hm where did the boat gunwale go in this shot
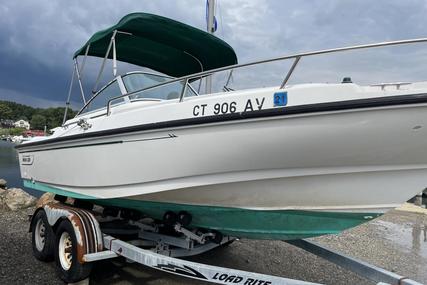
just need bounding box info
[16,92,427,151]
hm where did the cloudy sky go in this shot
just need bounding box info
[1,0,427,109]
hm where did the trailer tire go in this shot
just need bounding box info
[31,209,55,261]
[54,220,93,283]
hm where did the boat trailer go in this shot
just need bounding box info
[30,201,424,285]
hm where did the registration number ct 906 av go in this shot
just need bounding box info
[192,97,265,117]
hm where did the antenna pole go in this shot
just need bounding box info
[205,0,215,94]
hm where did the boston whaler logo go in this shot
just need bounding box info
[21,155,34,165]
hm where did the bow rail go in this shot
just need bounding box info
[97,37,427,115]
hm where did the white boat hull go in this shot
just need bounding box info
[19,103,427,212]
[17,82,427,239]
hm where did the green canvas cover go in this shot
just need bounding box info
[74,13,238,77]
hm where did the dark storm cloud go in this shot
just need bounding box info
[0,0,205,107]
[1,0,427,107]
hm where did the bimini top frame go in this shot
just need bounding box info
[98,37,427,116]
[63,12,239,123]
[73,13,238,78]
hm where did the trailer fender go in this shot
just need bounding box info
[33,202,103,264]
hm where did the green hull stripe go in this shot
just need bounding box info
[23,180,95,199]
[24,179,382,240]
[95,199,381,239]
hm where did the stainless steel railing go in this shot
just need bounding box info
[104,37,427,115]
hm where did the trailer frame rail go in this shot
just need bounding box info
[81,234,424,285]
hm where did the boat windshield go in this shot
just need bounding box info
[122,72,197,101]
[80,79,125,114]
[78,73,198,116]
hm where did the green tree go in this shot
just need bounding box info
[9,128,25,136]
[0,128,25,136]
[0,103,13,119]
[0,100,77,128]
[30,114,46,130]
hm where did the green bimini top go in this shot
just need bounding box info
[73,13,238,77]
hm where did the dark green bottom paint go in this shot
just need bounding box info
[24,180,381,240]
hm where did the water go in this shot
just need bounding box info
[374,218,427,259]
[0,140,42,197]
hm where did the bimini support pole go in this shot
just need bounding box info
[92,30,118,94]
[74,59,86,105]
[205,0,216,94]
[62,66,76,125]
[112,35,117,76]
[78,44,91,78]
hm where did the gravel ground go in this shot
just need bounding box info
[0,206,426,285]
[0,207,60,285]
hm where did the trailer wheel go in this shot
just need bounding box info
[54,220,92,283]
[31,210,55,261]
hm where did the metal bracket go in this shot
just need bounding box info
[173,223,215,244]
[370,82,412,90]
[77,118,92,130]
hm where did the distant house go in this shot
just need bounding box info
[0,119,14,128]
[14,119,30,130]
